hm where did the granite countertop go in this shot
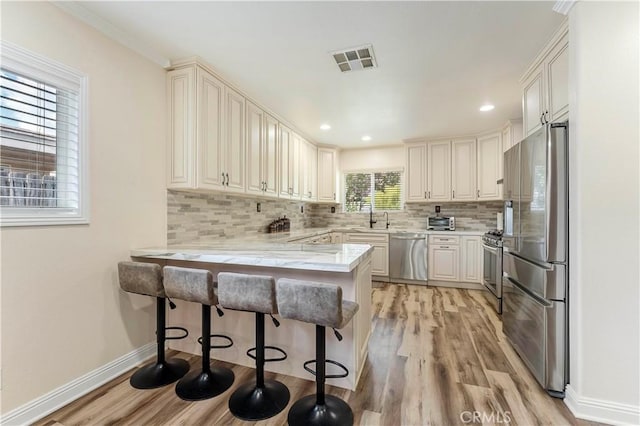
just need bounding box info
[131,242,374,273]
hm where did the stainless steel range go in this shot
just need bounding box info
[481,229,503,313]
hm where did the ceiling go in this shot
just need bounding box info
[57,1,565,149]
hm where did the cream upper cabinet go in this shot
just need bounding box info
[405,143,427,202]
[461,236,483,283]
[502,119,523,153]
[263,113,279,197]
[300,139,317,201]
[167,64,245,193]
[451,138,477,201]
[521,24,568,137]
[317,147,338,202]
[278,127,301,199]
[427,141,451,201]
[278,124,293,198]
[477,131,502,200]
[246,101,278,197]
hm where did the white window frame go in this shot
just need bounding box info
[0,41,89,227]
[342,167,404,213]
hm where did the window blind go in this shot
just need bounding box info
[0,68,80,209]
[344,171,402,212]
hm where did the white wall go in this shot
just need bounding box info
[339,145,405,172]
[0,2,166,413]
[567,2,640,423]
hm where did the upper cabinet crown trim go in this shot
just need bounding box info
[520,19,569,83]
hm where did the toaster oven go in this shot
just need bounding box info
[427,216,455,231]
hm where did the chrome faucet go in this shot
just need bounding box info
[383,212,390,229]
[369,209,377,228]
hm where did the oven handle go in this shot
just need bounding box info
[482,243,499,254]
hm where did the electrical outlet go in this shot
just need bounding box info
[256,202,261,213]
[331,206,336,213]
[435,205,441,213]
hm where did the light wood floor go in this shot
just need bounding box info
[36,284,599,426]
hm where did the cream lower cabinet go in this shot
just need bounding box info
[167,64,245,193]
[460,236,483,282]
[344,233,389,277]
[428,234,482,283]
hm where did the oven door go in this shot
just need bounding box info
[482,243,502,297]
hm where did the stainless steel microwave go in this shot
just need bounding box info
[427,216,455,231]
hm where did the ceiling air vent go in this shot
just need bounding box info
[331,44,377,73]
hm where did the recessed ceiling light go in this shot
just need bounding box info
[480,104,495,112]
[320,124,331,131]
[361,135,372,141]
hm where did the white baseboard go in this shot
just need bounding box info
[565,384,640,425]
[1,343,156,426]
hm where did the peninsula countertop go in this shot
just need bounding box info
[131,242,374,273]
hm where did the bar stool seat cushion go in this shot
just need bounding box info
[218,272,277,314]
[276,278,359,329]
[163,266,217,306]
[118,261,165,298]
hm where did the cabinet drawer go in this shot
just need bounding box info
[344,233,389,244]
[428,235,460,245]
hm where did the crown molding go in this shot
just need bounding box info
[52,2,170,68]
[553,0,576,15]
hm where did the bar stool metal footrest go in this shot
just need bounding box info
[246,345,287,363]
[163,326,189,340]
[303,359,349,379]
[197,334,233,349]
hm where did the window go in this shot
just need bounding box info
[1,42,88,226]
[344,170,402,212]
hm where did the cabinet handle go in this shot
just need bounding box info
[333,193,336,200]
[225,173,229,186]
[428,191,431,198]
[477,189,480,198]
[452,190,455,199]
[544,110,549,123]
[424,191,427,199]
[441,246,450,249]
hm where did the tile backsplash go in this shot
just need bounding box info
[168,190,503,245]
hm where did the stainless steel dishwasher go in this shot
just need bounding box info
[389,233,428,284]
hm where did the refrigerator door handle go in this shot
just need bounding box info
[504,274,552,307]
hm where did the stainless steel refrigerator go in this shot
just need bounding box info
[502,121,568,398]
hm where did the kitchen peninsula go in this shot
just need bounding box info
[131,242,373,391]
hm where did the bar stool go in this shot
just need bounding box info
[163,266,235,401]
[218,272,290,420]
[117,261,190,389]
[276,278,359,426]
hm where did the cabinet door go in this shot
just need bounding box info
[406,143,427,201]
[477,132,503,200]
[278,125,292,198]
[224,87,245,192]
[317,148,337,202]
[461,236,482,282]
[263,113,279,197]
[502,125,512,153]
[308,142,317,201]
[300,139,316,201]
[290,133,301,199]
[427,141,451,201]
[167,67,196,188]
[523,67,544,137]
[428,245,459,281]
[245,101,264,195]
[451,139,476,201]
[196,68,225,189]
[371,243,389,276]
[547,36,569,123]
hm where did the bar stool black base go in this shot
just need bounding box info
[175,365,234,401]
[287,394,354,426]
[228,379,290,420]
[130,358,190,390]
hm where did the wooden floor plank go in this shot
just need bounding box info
[34,284,599,426]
